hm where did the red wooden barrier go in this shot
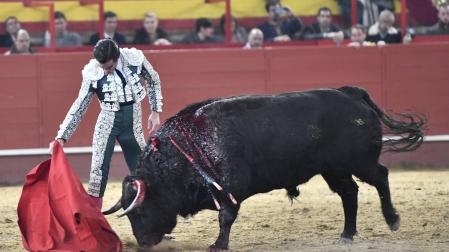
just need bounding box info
[1,44,449,149]
[1,44,449,183]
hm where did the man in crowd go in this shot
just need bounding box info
[89,11,127,45]
[258,0,303,42]
[44,11,82,47]
[243,28,264,49]
[366,9,403,44]
[425,4,449,35]
[0,16,21,48]
[133,11,171,45]
[182,18,219,44]
[4,29,35,55]
[302,7,345,45]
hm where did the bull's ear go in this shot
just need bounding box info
[150,137,161,151]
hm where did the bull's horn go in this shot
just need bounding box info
[102,197,123,215]
[118,180,146,217]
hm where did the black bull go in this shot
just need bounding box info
[104,86,425,251]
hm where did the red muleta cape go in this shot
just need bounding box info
[17,142,122,252]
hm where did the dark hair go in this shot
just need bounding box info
[4,16,18,24]
[195,18,213,33]
[317,7,332,16]
[351,24,366,34]
[104,11,117,20]
[54,11,66,20]
[265,0,280,12]
[219,14,237,34]
[93,38,120,64]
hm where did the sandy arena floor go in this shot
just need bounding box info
[1,169,449,252]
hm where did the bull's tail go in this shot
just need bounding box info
[338,86,426,152]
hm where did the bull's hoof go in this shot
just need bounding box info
[337,237,353,246]
[208,244,228,252]
[388,215,400,231]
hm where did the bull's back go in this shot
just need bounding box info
[202,89,381,195]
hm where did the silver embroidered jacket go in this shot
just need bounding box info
[56,48,163,141]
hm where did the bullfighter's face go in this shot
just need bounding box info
[100,59,118,75]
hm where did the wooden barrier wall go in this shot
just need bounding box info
[0,44,449,183]
[1,44,448,149]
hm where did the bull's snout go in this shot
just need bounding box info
[136,234,164,248]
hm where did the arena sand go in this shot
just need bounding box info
[1,170,448,251]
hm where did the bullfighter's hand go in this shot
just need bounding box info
[148,111,161,135]
[48,138,65,155]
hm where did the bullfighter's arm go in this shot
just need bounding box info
[141,57,163,113]
[56,79,94,141]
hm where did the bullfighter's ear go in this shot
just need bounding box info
[150,137,161,151]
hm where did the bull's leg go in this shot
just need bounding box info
[322,173,359,244]
[208,204,240,252]
[368,164,400,231]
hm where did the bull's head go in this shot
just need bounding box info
[103,175,177,248]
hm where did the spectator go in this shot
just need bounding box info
[366,10,403,44]
[347,24,376,47]
[133,12,171,45]
[258,0,303,42]
[425,4,449,35]
[44,11,82,47]
[0,16,21,48]
[89,11,127,45]
[182,18,219,44]
[243,28,264,49]
[217,14,248,43]
[4,29,35,55]
[302,7,345,45]
[338,0,395,28]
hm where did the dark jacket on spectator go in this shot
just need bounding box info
[88,32,127,45]
[182,33,220,44]
[216,26,248,44]
[5,45,35,55]
[133,27,168,44]
[425,22,449,35]
[0,33,14,48]
[258,18,302,41]
[366,33,402,43]
[302,23,342,40]
[366,23,402,44]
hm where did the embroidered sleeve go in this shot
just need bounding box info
[141,57,163,112]
[56,79,94,141]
